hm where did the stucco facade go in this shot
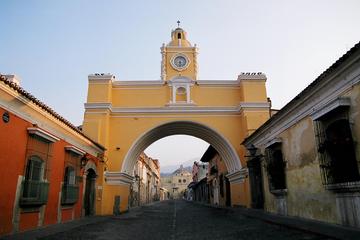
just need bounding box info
[161,165,192,199]
[83,26,271,214]
[243,41,360,227]
[130,153,160,206]
[190,146,231,206]
[0,75,104,236]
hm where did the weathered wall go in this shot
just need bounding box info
[261,81,360,225]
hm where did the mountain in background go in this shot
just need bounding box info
[160,157,199,174]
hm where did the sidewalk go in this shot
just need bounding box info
[196,201,360,240]
[0,202,162,240]
[0,216,110,240]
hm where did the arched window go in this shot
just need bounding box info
[177,87,186,95]
[177,33,181,39]
[183,179,186,183]
[176,87,187,102]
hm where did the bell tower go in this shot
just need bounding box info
[161,21,198,81]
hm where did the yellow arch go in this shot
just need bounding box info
[121,120,242,176]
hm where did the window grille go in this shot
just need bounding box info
[265,144,286,192]
[314,112,360,185]
[20,156,49,206]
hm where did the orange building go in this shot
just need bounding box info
[0,75,105,236]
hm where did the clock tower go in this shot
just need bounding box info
[161,23,198,81]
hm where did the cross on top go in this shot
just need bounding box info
[177,20,180,27]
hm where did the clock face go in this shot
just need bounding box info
[174,56,187,68]
[171,54,190,71]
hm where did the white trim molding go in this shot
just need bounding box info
[84,103,112,111]
[84,102,270,115]
[311,97,351,120]
[264,137,283,148]
[226,168,248,183]
[113,80,165,87]
[240,102,271,109]
[104,171,133,186]
[197,80,240,86]
[65,145,86,156]
[27,127,60,143]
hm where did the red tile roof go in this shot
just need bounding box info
[0,74,105,151]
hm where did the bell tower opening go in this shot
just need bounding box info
[160,22,198,81]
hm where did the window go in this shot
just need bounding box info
[183,179,186,183]
[178,179,181,183]
[177,32,181,39]
[177,87,186,95]
[62,149,82,205]
[20,131,54,207]
[64,166,76,185]
[314,107,359,185]
[265,143,286,192]
[62,166,79,205]
[20,156,49,206]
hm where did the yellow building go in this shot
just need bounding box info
[161,165,193,199]
[83,25,270,214]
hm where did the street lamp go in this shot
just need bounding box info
[247,144,258,157]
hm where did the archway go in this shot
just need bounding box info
[84,168,96,216]
[119,121,242,182]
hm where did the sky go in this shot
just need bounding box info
[1,0,360,168]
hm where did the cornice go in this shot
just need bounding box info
[65,145,86,156]
[243,54,360,147]
[88,74,115,81]
[104,171,133,185]
[197,80,241,86]
[226,168,248,183]
[311,97,350,120]
[240,102,270,109]
[113,80,165,87]
[27,127,60,143]
[84,102,112,110]
[108,78,265,87]
[84,102,270,115]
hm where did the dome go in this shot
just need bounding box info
[168,27,192,47]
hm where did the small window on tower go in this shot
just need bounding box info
[177,33,181,39]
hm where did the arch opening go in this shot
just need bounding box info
[120,121,242,181]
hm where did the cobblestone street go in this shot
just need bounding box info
[30,200,334,240]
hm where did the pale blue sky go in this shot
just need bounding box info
[1,1,360,167]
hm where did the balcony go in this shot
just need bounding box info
[20,180,49,206]
[61,184,79,205]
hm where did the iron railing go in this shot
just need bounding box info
[20,180,49,206]
[61,184,79,205]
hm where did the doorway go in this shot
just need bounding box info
[248,157,264,209]
[84,168,96,216]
